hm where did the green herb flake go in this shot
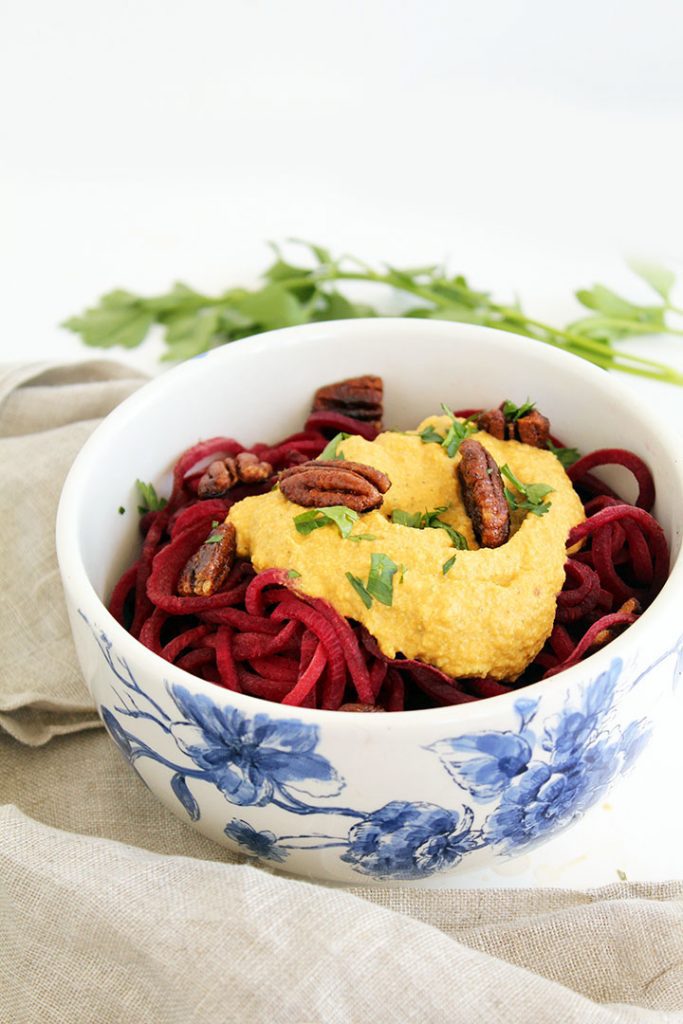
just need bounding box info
[367,553,399,607]
[442,554,457,575]
[546,439,581,469]
[347,534,377,542]
[438,403,479,458]
[318,432,351,461]
[345,571,373,609]
[135,479,168,516]
[502,398,536,421]
[616,868,628,882]
[392,506,469,550]
[294,505,359,539]
[501,464,553,517]
[287,569,301,579]
[117,506,125,515]
[418,425,445,446]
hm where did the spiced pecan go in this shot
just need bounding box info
[457,440,510,548]
[279,459,391,511]
[516,410,550,448]
[177,522,236,596]
[339,703,386,713]
[198,458,238,498]
[476,404,550,449]
[312,375,383,429]
[235,452,273,483]
[198,453,273,498]
[476,407,505,440]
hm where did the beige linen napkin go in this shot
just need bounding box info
[0,360,146,744]
[2,360,683,1023]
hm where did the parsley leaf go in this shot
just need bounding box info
[345,572,373,609]
[287,569,301,579]
[117,506,125,515]
[294,505,359,539]
[546,439,581,469]
[502,398,535,421]
[367,553,399,606]
[418,425,445,446]
[442,554,457,575]
[206,521,224,543]
[346,553,400,608]
[439,404,479,457]
[63,241,683,387]
[391,506,469,550]
[347,534,377,542]
[500,464,553,517]
[135,479,168,515]
[318,432,351,461]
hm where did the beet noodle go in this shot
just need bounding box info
[109,411,669,710]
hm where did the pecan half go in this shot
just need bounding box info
[312,375,383,429]
[177,522,236,596]
[457,440,510,548]
[279,459,391,511]
[339,703,386,713]
[477,404,550,449]
[516,410,550,448]
[235,452,273,483]
[198,454,273,498]
[476,407,505,440]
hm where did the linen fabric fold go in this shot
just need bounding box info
[0,360,146,744]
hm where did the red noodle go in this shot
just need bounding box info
[108,409,669,710]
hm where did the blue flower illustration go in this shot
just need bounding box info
[427,731,532,801]
[432,658,652,853]
[169,685,344,807]
[341,801,480,879]
[224,819,289,863]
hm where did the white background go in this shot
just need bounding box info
[2,0,683,885]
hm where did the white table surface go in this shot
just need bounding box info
[3,0,683,886]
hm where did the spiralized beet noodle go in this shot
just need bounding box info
[109,409,669,711]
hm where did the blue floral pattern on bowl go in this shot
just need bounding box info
[82,611,679,880]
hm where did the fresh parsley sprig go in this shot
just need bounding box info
[346,552,400,609]
[391,505,469,549]
[318,432,350,461]
[63,243,683,387]
[135,479,168,515]
[546,440,581,469]
[500,465,553,517]
[419,405,478,458]
[294,506,359,539]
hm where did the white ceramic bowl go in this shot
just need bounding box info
[56,320,683,885]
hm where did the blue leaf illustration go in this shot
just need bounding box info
[170,773,200,821]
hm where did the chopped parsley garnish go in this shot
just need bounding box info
[135,479,168,515]
[287,569,301,579]
[117,506,125,515]
[418,404,478,458]
[294,505,358,539]
[391,505,469,550]
[346,553,400,608]
[442,554,457,575]
[318,432,351,461]
[546,439,581,469]
[347,534,377,542]
[502,398,536,421]
[345,572,373,609]
[205,519,224,543]
[366,553,399,606]
[500,464,553,517]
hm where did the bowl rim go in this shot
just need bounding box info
[56,317,683,728]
